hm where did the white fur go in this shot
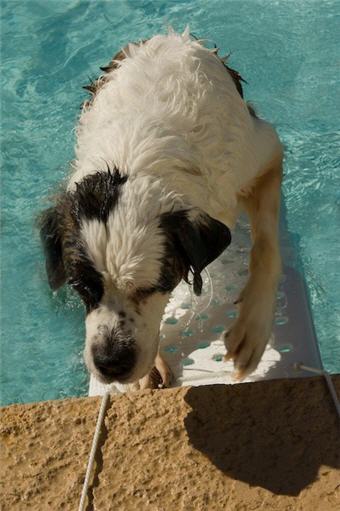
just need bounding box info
[69,29,281,228]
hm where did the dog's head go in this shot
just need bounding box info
[40,170,231,383]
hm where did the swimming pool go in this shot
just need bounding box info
[1,0,339,406]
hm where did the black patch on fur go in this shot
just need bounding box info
[222,62,246,98]
[73,169,127,223]
[130,217,191,301]
[39,200,104,310]
[39,169,127,309]
[39,207,66,290]
[67,248,104,313]
[160,210,232,296]
[156,229,188,294]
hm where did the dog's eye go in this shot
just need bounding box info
[66,254,104,311]
[69,279,100,312]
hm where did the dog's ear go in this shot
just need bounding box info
[161,209,231,295]
[39,207,66,290]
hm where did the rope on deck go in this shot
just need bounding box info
[78,391,110,511]
[294,363,340,419]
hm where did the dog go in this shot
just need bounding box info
[40,28,283,389]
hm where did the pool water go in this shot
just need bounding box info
[1,0,339,406]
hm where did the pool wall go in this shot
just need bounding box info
[2,376,340,510]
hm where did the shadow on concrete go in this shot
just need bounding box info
[184,377,340,496]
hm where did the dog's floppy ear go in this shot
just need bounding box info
[39,207,66,290]
[161,209,231,295]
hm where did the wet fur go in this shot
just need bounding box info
[40,29,282,384]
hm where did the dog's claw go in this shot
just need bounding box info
[155,353,173,388]
[233,290,244,305]
[139,353,173,390]
[223,309,271,379]
[232,368,247,381]
[224,352,234,362]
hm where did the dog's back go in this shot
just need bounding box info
[71,29,281,227]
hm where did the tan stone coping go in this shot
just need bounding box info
[1,376,340,510]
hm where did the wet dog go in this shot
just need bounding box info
[40,29,282,388]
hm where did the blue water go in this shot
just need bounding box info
[1,0,339,406]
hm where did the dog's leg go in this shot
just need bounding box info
[139,352,173,390]
[224,154,283,379]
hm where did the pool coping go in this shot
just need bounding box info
[1,374,340,510]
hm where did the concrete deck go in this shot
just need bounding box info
[1,376,340,510]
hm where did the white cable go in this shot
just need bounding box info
[184,279,196,329]
[78,391,110,511]
[199,268,214,314]
[294,363,340,419]
[183,268,214,332]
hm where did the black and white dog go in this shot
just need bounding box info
[40,29,283,388]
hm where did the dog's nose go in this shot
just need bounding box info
[92,342,136,380]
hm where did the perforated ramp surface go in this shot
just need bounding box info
[89,216,322,396]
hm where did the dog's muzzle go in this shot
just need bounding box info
[91,338,137,382]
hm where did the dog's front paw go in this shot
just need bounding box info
[223,313,272,380]
[139,353,173,390]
